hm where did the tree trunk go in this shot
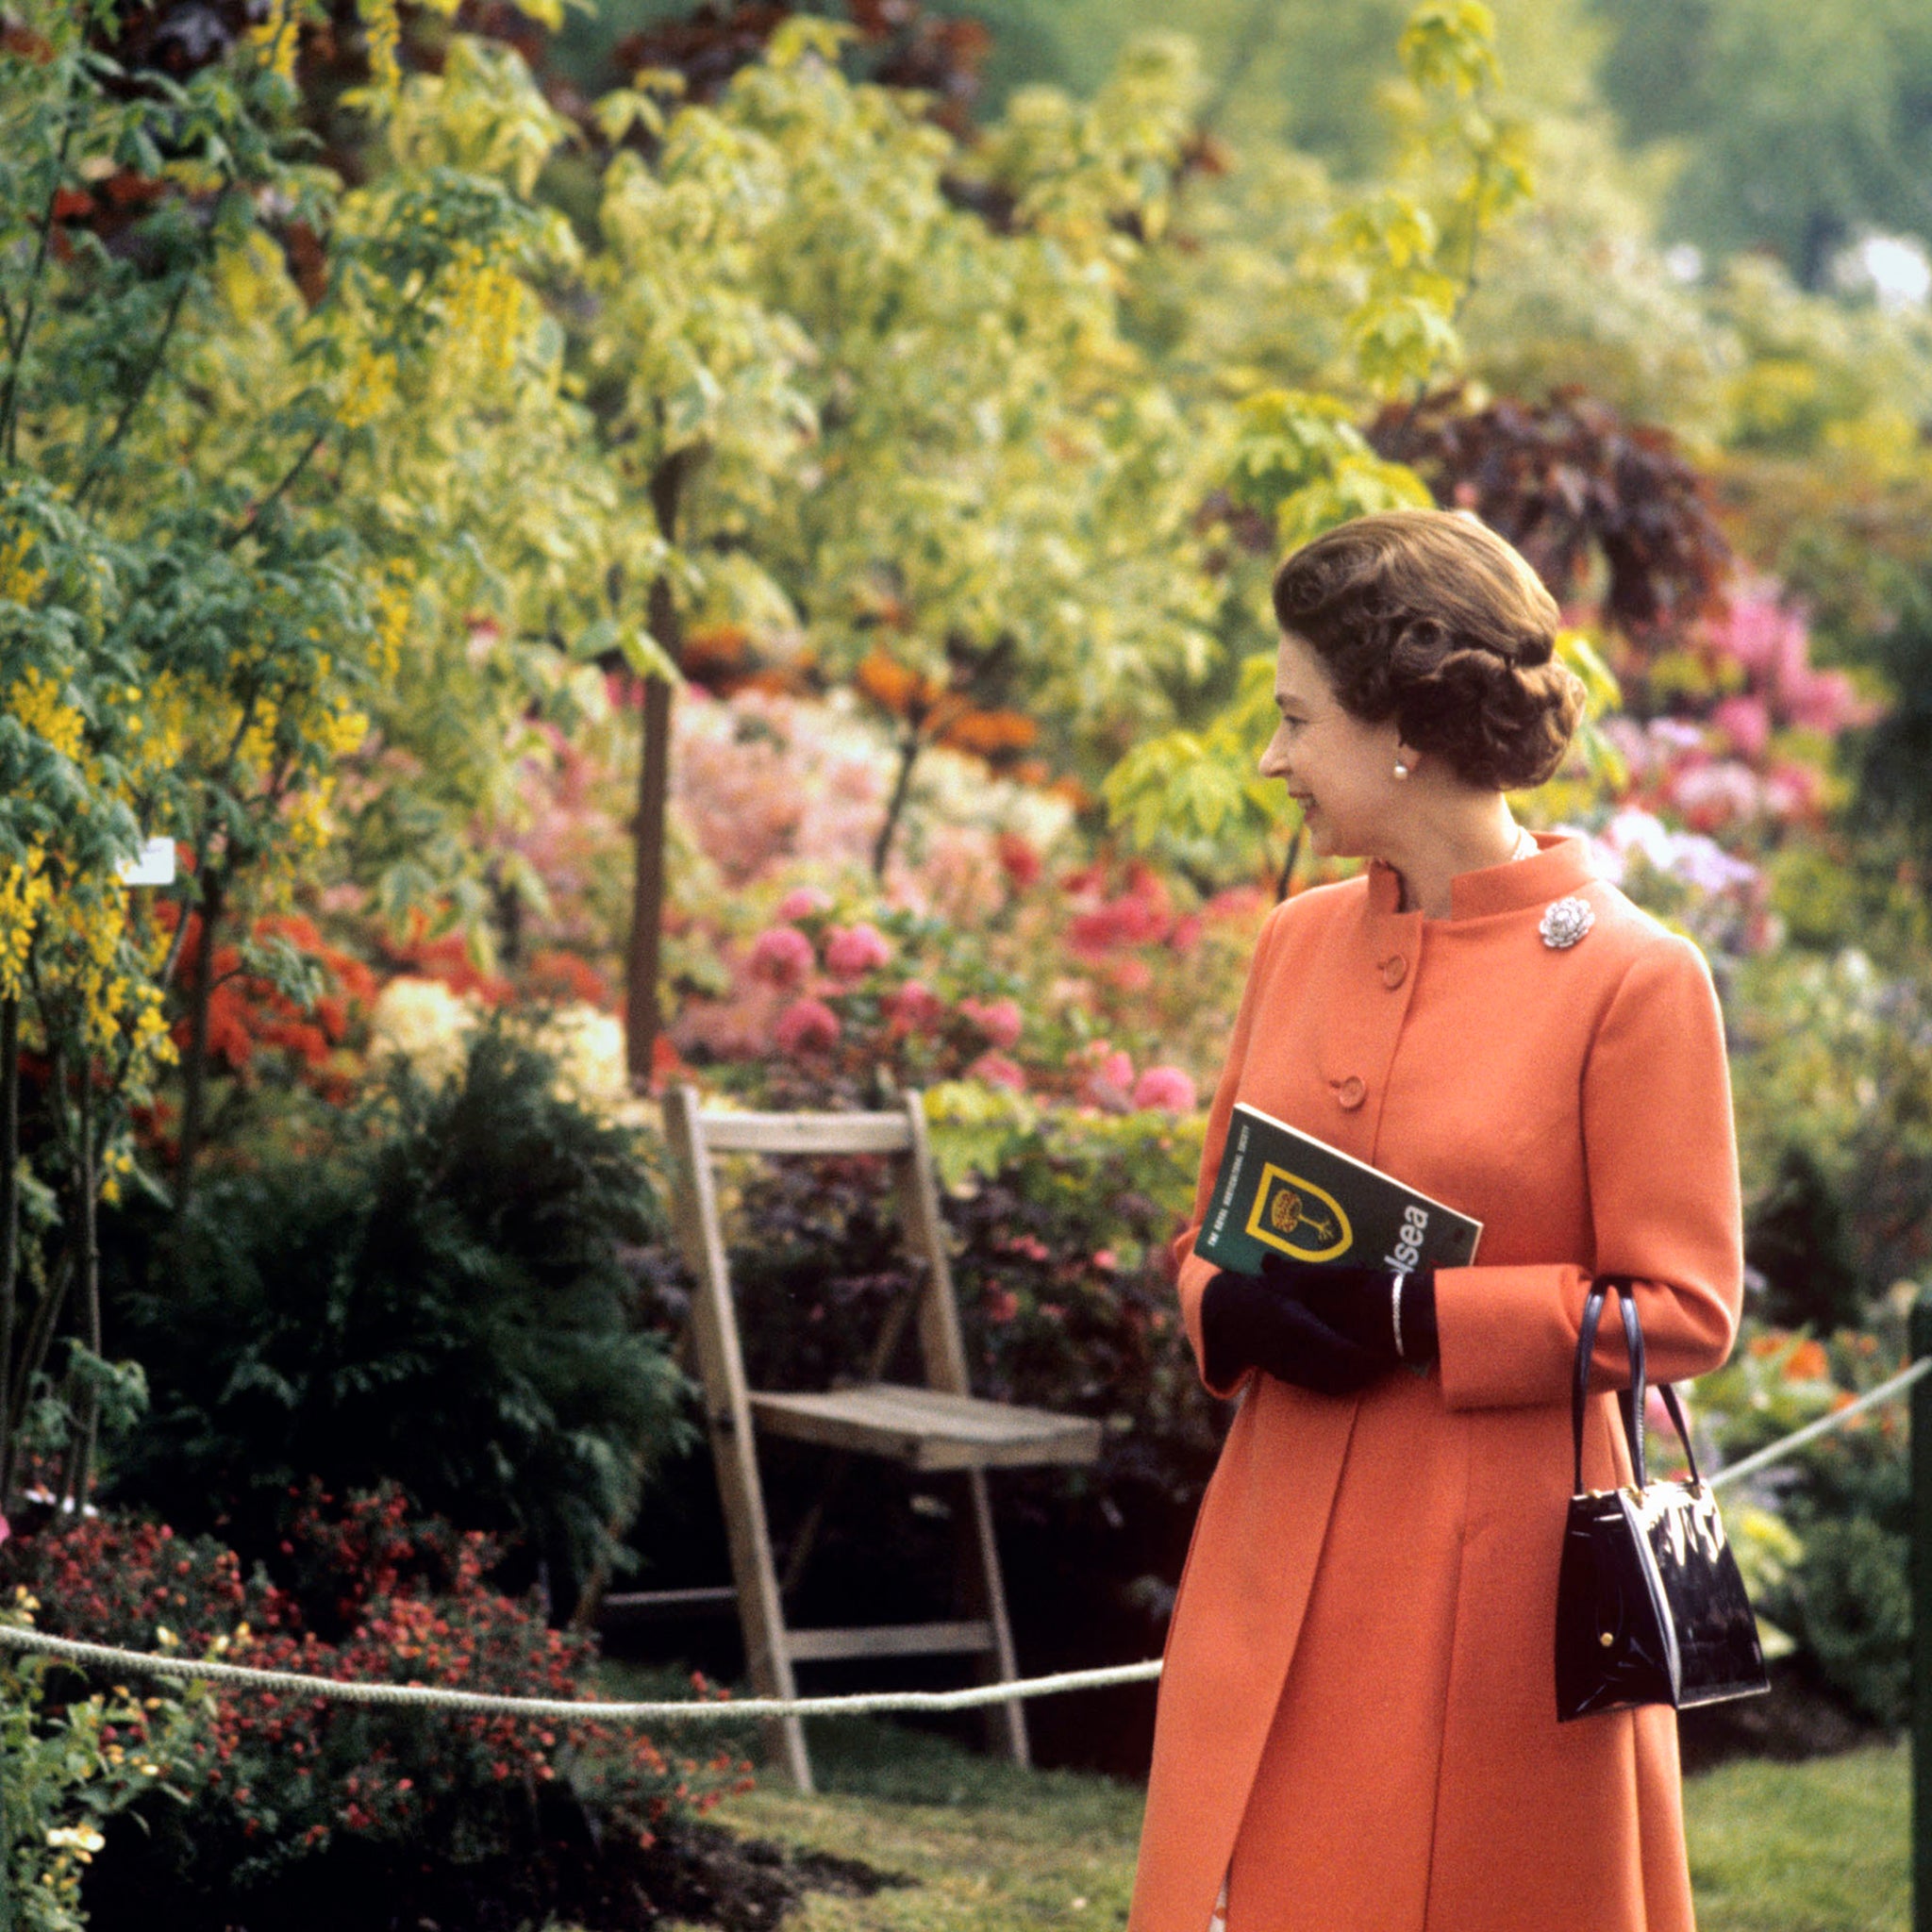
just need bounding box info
[625,659,675,1091]
[173,867,225,1217]
[624,446,700,1091]
[1274,824,1304,902]
[873,725,924,880]
[0,996,18,1503]
[58,1078,100,1511]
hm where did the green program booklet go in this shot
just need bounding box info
[1197,1102,1483,1276]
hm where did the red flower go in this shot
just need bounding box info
[996,832,1041,891]
[774,998,841,1054]
[885,978,943,1034]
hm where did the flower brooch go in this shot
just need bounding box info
[1540,896,1594,949]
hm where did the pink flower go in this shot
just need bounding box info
[749,924,815,989]
[886,979,943,1032]
[996,832,1041,891]
[774,998,841,1054]
[959,996,1023,1048]
[824,922,892,981]
[776,886,832,922]
[1132,1065,1197,1112]
[984,1285,1020,1324]
[1080,1048,1136,1111]
[1711,693,1770,762]
[968,1050,1027,1091]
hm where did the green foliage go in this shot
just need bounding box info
[1698,1324,1915,1726]
[1790,1515,1911,1726]
[1746,1145,1863,1333]
[0,1598,206,1931]
[1098,0,1550,874]
[106,1019,689,1592]
[1727,946,1932,1297]
[1592,0,1932,286]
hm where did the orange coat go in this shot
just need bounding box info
[1128,835,1742,1932]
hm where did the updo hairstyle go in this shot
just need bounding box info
[1270,508,1585,791]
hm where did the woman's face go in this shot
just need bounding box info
[1257,628,1407,859]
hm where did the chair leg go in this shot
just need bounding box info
[706,1412,813,1790]
[956,1467,1029,1767]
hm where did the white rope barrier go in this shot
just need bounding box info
[3,1356,1923,1724]
[0,1624,1163,1718]
[1707,1355,1932,1491]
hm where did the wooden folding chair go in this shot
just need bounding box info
[653,1083,1102,1792]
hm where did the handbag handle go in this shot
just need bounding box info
[1571,1275,1703,1496]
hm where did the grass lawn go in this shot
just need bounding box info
[636,1706,1909,1932]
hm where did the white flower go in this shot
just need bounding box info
[369,976,479,1089]
[525,1003,637,1123]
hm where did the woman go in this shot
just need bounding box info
[1127,508,1742,1932]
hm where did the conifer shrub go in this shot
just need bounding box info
[104,1019,689,1603]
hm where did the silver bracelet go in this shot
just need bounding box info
[1391,1272,1407,1360]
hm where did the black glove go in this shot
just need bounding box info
[1200,1257,1438,1398]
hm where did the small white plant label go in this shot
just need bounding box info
[114,837,176,887]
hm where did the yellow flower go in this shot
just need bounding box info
[339,346,398,428]
[8,665,86,761]
[320,705,370,758]
[358,0,401,92]
[0,529,46,606]
[248,0,298,82]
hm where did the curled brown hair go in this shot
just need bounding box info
[1271,508,1585,791]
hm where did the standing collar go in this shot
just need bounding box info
[1366,830,1595,922]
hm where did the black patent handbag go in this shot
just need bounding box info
[1554,1277,1770,1723]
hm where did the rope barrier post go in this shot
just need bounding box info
[1912,1287,1932,1932]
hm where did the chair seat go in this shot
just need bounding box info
[748,1382,1102,1471]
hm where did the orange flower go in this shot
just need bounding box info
[1782,1339,1829,1382]
[938,708,1040,757]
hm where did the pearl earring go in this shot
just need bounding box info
[1393,761,1410,779]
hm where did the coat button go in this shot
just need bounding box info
[1334,1075,1367,1111]
[1379,954,1407,989]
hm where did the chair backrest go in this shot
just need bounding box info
[661,1085,970,1399]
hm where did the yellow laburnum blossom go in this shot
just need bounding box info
[442,243,525,383]
[319,704,370,758]
[339,346,398,428]
[248,0,298,83]
[372,577,412,679]
[281,784,332,855]
[0,529,46,606]
[9,665,86,761]
[358,0,401,92]
[232,696,281,776]
[0,846,52,1000]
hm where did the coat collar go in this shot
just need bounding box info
[1366,830,1595,923]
